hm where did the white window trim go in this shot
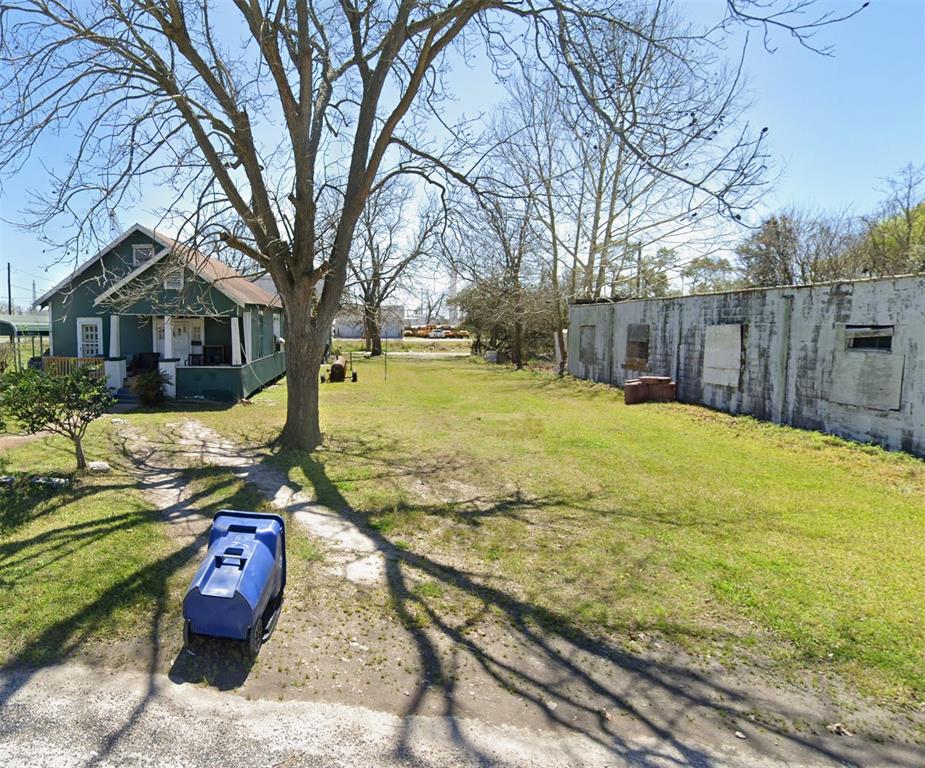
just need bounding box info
[163,268,185,291]
[76,317,104,358]
[132,244,156,266]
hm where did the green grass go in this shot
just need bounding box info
[0,425,175,665]
[2,356,922,709]
[195,357,925,707]
[330,337,471,354]
[0,418,318,667]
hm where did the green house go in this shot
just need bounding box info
[34,224,286,402]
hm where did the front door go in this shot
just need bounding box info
[172,319,191,364]
[154,317,202,364]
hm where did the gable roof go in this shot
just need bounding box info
[34,223,162,308]
[35,223,281,310]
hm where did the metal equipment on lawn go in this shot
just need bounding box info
[321,353,358,383]
[182,510,286,655]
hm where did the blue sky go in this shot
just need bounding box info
[0,0,922,309]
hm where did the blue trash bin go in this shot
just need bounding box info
[182,510,286,654]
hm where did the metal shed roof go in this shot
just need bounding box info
[0,313,50,335]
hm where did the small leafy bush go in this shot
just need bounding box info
[130,368,172,405]
[0,365,115,470]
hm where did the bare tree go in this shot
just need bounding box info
[443,175,542,368]
[422,290,446,326]
[858,163,925,275]
[735,208,860,287]
[349,178,438,355]
[0,0,866,447]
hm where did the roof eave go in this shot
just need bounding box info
[33,223,167,308]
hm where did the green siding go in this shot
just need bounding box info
[241,351,287,397]
[204,316,233,347]
[244,307,282,362]
[176,350,286,402]
[176,366,244,402]
[49,230,156,357]
[116,266,239,317]
[120,315,153,360]
[44,226,287,401]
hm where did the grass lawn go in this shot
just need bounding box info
[0,420,279,668]
[195,356,925,708]
[330,337,471,354]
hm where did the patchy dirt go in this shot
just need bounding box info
[113,419,387,584]
[57,418,925,767]
[0,432,46,453]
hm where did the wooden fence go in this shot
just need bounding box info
[42,357,106,378]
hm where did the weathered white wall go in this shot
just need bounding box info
[567,275,925,456]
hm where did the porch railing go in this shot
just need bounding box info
[42,356,106,378]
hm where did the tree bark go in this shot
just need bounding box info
[364,304,383,356]
[74,435,86,470]
[512,311,524,370]
[279,289,327,450]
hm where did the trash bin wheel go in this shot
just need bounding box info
[183,619,193,648]
[248,618,263,655]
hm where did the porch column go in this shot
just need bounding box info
[108,315,120,358]
[243,310,253,363]
[231,315,242,365]
[163,315,174,359]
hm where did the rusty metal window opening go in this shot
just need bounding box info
[846,325,893,352]
[625,323,650,368]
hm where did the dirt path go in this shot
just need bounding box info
[115,418,386,583]
[173,419,387,584]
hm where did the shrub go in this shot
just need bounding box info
[0,365,115,470]
[130,368,172,405]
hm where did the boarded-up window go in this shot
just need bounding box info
[625,323,649,370]
[579,325,597,368]
[703,324,742,388]
[830,325,903,411]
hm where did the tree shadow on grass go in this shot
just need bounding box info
[259,446,919,768]
[0,455,266,767]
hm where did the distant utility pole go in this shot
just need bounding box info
[7,263,11,314]
[31,280,36,309]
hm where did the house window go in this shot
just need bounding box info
[846,325,893,353]
[132,244,155,266]
[191,322,202,344]
[76,317,104,358]
[163,269,184,291]
[625,324,650,369]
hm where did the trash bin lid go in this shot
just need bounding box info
[199,541,258,598]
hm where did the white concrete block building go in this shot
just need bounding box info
[568,275,925,456]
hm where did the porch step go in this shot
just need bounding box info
[115,386,139,404]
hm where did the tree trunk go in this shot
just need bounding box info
[512,315,524,370]
[74,435,87,470]
[364,305,382,356]
[279,291,326,450]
